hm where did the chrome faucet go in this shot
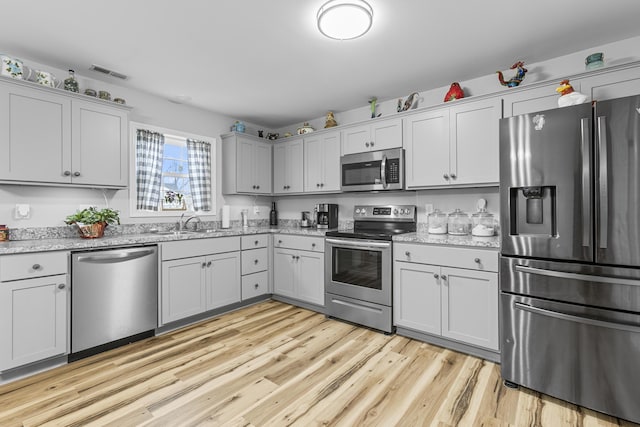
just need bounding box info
[177,213,202,231]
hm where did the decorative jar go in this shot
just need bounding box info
[64,69,79,92]
[471,209,495,236]
[447,209,471,235]
[427,209,447,234]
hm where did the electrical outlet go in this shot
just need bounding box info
[14,204,31,219]
[425,203,434,214]
[254,206,260,214]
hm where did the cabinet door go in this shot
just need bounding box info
[206,252,241,310]
[296,250,324,306]
[236,136,256,193]
[0,82,71,183]
[287,139,304,193]
[304,134,323,192]
[273,143,287,194]
[440,267,499,351]
[403,109,450,188]
[342,124,371,155]
[393,262,441,335]
[577,66,640,101]
[71,100,128,187]
[0,275,68,371]
[321,132,341,191]
[273,248,297,299]
[253,140,272,194]
[502,83,562,118]
[370,117,402,151]
[161,257,207,325]
[450,98,501,186]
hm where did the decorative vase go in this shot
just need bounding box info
[64,69,79,93]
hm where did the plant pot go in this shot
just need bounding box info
[75,222,107,239]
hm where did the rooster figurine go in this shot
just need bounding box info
[496,61,528,88]
[555,79,587,107]
[444,82,464,102]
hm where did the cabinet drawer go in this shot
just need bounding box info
[241,234,269,250]
[273,234,324,253]
[161,236,240,260]
[242,248,268,275]
[242,271,269,300]
[394,243,498,272]
[0,251,68,282]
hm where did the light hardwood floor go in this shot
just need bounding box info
[0,300,638,427]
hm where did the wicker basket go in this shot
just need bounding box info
[75,222,107,239]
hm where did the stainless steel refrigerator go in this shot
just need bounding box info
[499,95,640,424]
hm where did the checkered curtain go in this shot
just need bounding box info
[136,129,165,211]
[186,139,212,211]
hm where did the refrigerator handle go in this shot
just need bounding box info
[597,116,608,249]
[580,118,591,247]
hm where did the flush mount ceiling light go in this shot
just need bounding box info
[317,0,373,40]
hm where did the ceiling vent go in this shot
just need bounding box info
[89,64,128,80]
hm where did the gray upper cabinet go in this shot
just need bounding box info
[222,133,272,194]
[303,130,340,193]
[502,83,562,118]
[273,138,303,194]
[0,78,129,188]
[341,117,402,155]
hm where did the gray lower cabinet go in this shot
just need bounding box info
[0,252,69,372]
[241,234,270,300]
[393,243,499,356]
[160,237,241,326]
[273,234,324,306]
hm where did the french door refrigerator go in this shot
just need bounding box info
[499,94,640,424]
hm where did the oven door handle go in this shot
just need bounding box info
[514,302,640,333]
[326,238,391,250]
[514,264,640,287]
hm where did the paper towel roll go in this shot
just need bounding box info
[221,205,230,228]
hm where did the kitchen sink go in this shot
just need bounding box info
[148,229,218,236]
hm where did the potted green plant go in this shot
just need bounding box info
[65,207,120,238]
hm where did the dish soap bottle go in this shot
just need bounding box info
[64,69,79,92]
[270,202,278,226]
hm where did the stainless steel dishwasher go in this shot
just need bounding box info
[70,245,158,360]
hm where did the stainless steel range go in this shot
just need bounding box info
[325,205,416,333]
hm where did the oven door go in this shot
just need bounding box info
[325,237,392,306]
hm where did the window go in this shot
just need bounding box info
[129,122,216,217]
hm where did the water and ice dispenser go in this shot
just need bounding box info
[508,186,557,236]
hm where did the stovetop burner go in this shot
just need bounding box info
[325,205,417,241]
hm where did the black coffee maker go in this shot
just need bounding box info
[315,204,338,229]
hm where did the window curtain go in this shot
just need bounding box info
[186,139,212,211]
[136,129,165,211]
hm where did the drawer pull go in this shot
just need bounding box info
[254,240,259,245]
[32,264,41,270]
[405,251,410,257]
[450,173,457,179]
[58,283,66,289]
[278,240,283,244]
[311,243,316,248]
[207,261,212,267]
[254,283,259,289]
[254,259,259,264]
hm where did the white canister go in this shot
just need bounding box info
[221,205,230,228]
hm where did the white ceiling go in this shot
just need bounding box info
[3,0,640,128]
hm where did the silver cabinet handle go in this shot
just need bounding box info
[443,174,450,180]
[405,251,410,257]
[320,183,324,187]
[256,185,260,190]
[441,274,447,280]
[291,255,296,260]
[278,240,283,244]
[316,183,320,188]
[581,117,592,247]
[370,141,374,147]
[254,259,259,264]
[73,171,81,177]
[311,243,316,248]
[252,185,256,189]
[283,185,287,190]
[201,262,207,268]
[254,283,259,289]
[32,263,41,270]
[254,240,259,245]
[450,173,457,179]
[63,170,71,176]
[207,261,212,267]
[58,283,66,289]
[597,116,608,249]
[474,258,481,263]
[434,273,439,279]
[365,142,370,147]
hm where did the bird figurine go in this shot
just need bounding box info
[400,92,419,112]
[555,79,588,107]
[369,97,378,118]
[444,82,464,102]
[496,61,528,88]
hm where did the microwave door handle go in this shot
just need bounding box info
[581,117,591,247]
[381,155,387,188]
[597,116,608,249]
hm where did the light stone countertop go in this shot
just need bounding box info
[0,226,330,255]
[393,232,500,249]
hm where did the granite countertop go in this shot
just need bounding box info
[0,226,330,255]
[393,232,500,249]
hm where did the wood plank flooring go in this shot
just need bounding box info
[0,300,638,427]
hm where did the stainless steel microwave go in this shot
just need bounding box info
[340,148,404,192]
